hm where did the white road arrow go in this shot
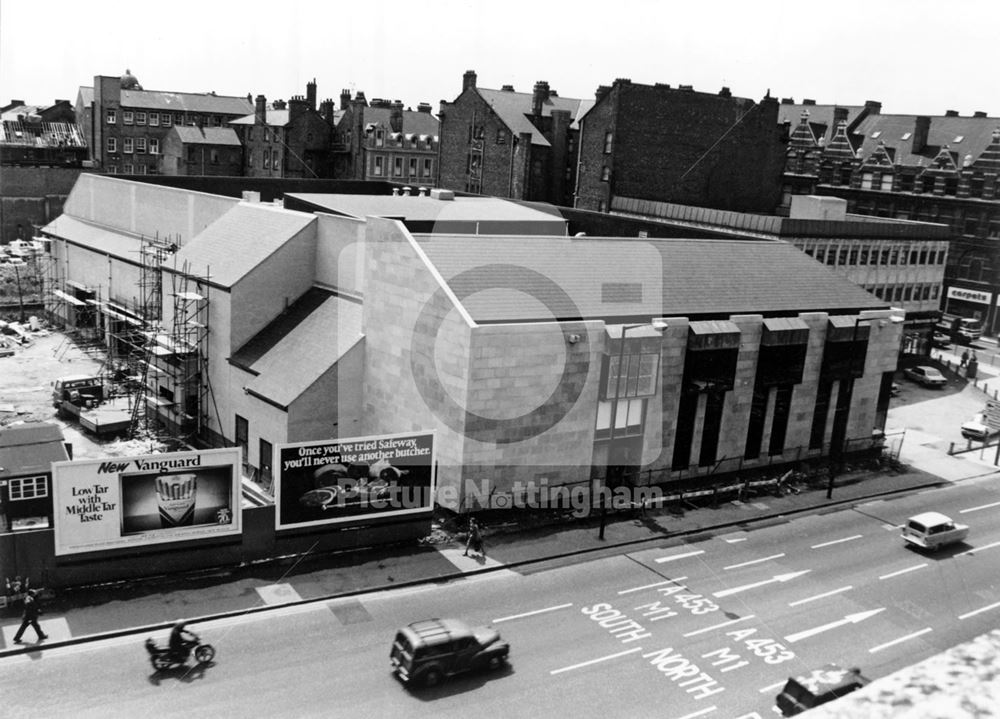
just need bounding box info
[783,608,886,644]
[712,570,811,598]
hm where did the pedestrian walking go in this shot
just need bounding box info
[961,349,969,368]
[12,589,47,643]
[463,518,485,558]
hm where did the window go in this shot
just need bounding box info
[108,165,118,174]
[375,129,384,147]
[393,157,403,176]
[272,150,280,169]
[136,137,147,153]
[496,128,506,144]
[123,163,133,174]
[138,164,147,175]
[262,149,269,168]
[149,112,159,127]
[163,113,172,127]
[604,131,613,153]
[106,109,117,124]
[861,172,873,189]
[123,137,134,153]
[594,399,645,439]
[136,111,146,125]
[423,158,432,176]
[605,353,659,399]
[373,156,384,176]
[211,149,220,164]
[880,174,894,191]
[601,166,610,182]
[921,176,936,193]
[8,475,47,500]
[106,137,117,153]
[123,110,134,125]
[149,138,160,155]
[409,157,417,176]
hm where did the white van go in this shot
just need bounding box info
[902,512,969,551]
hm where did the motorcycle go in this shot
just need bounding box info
[145,634,216,671]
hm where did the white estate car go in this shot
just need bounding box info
[902,512,969,551]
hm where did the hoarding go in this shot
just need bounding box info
[275,431,434,530]
[52,448,241,556]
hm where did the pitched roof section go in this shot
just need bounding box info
[0,423,69,479]
[170,126,242,146]
[286,193,566,223]
[777,103,866,144]
[475,88,593,147]
[170,203,315,288]
[232,289,364,407]
[41,214,145,262]
[852,113,1000,167]
[230,108,291,127]
[119,89,252,115]
[359,106,440,136]
[416,235,884,323]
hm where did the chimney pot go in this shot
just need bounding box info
[973,111,988,118]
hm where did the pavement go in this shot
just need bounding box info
[2,347,1000,658]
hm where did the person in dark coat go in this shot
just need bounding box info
[12,589,47,643]
[463,518,485,557]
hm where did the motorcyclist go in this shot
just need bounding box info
[168,620,198,658]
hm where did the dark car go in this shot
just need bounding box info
[775,665,870,716]
[903,365,947,387]
[390,618,509,687]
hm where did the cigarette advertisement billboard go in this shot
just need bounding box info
[275,431,434,530]
[52,448,241,556]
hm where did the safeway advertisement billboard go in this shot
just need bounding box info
[275,431,434,530]
[52,448,241,556]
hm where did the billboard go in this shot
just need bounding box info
[52,448,241,556]
[275,431,434,530]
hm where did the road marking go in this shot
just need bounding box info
[724,553,785,570]
[618,577,688,595]
[869,627,932,653]
[959,600,1000,620]
[674,707,717,719]
[549,646,642,675]
[784,608,885,643]
[956,539,1000,557]
[788,585,852,607]
[960,500,1000,514]
[683,614,755,637]
[493,603,573,624]
[879,563,927,580]
[713,570,810,598]
[810,534,863,549]
[655,549,706,564]
[759,679,786,693]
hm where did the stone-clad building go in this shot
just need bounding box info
[575,79,786,213]
[40,175,902,512]
[437,70,591,205]
[161,126,243,176]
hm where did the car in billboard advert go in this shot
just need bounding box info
[275,431,435,530]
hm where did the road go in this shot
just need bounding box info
[3,476,1000,719]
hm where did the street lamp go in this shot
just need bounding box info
[600,317,669,538]
[827,311,905,498]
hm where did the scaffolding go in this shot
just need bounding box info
[137,258,218,443]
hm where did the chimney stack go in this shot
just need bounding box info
[390,101,404,133]
[945,110,959,117]
[320,98,335,123]
[255,94,267,124]
[306,79,317,110]
[864,100,882,115]
[595,85,611,103]
[833,106,849,125]
[973,111,988,118]
[340,89,351,110]
[532,80,550,116]
[912,116,930,153]
[462,70,477,93]
[417,102,432,113]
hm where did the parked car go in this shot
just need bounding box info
[903,365,947,387]
[930,331,952,349]
[902,511,969,551]
[775,664,870,716]
[390,618,509,687]
[961,413,998,442]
